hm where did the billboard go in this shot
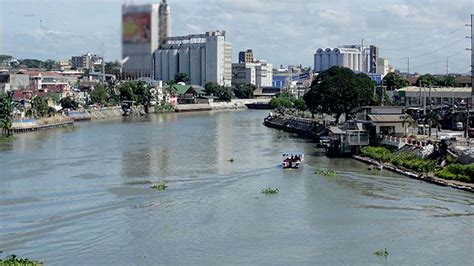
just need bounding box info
[122,13,151,44]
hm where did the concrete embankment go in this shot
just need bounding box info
[353,155,474,193]
[176,98,271,113]
[263,114,326,139]
[13,115,74,133]
[88,107,124,119]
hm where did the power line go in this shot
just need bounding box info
[382,26,466,52]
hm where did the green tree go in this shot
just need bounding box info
[118,81,136,102]
[59,96,79,110]
[293,98,307,115]
[233,84,255,99]
[416,74,438,87]
[90,84,109,105]
[217,87,233,102]
[438,75,457,87]
[304,66,374,123]
[174,73,190,84]
[104,62,121,76]
[132,81,152,112]
[204,81,221,96]
[31,96,51,118]
[0,92,13,137]
[270,92,294,110]
[383,72,409,91]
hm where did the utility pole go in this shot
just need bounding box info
[361,39,365,72]
[446,57,449,76]
[407,57,410,77]
[101,42,105,84]
[465,14,473,138]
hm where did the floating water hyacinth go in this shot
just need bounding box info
[261,188,279,195]
[151,181,168,191]
[374,248,389,257]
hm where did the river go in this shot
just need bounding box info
[0,110,473,265]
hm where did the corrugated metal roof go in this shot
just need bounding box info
[368,114,405,123]
[397,86,471,93]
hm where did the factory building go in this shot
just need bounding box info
[154,31,232,87]
[232,49,273,88]
[121,0,170,78]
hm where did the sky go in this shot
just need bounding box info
[1,0,473,74]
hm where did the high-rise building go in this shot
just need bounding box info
[238,49,254,63]
[122,1,170,78]
[154,31,232,87]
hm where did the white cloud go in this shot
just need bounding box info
[2,0,472,74]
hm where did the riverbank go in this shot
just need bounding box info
[263,114,474,193]
[12,115,74,133]
[353,155,474,193]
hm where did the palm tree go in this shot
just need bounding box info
[401,113,417,137]
[425,111,440,138]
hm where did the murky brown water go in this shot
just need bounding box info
[0,110,473,265]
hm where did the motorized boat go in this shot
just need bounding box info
[282,153,304,169]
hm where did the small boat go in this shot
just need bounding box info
[282,153,304,169]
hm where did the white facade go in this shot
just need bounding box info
[154,31,232,87]
[122,1,171,78]
[314,45,377,73]
[232,61,273,88]
[376,57,393,76]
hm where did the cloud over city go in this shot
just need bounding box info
[1,0,472,74]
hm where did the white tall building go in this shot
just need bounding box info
[154,31,232,87]
[232,61,273,88]
[122,1,170,78]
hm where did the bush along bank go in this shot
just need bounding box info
[357,146,474,192]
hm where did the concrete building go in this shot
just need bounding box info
[314,45,381,74]
[239,49,254,63]
[71,53,102,70]
[397,86,474,106]
[154,31,232,87]
[232,60,273,88]
[122,0,170,78]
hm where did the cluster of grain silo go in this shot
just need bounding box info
[314,46,366,73]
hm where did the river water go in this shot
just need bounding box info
[0,110,473,265]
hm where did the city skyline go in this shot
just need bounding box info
[1,0,473,74]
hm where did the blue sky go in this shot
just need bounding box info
[1,0,473,74]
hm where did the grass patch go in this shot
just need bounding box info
[151,181,168,191]
[436,164,474,183]
[261,188,279,195]
[155,103,175,113]
[360,147,437,173]
[374,248,389,257]
[0,254,43,266]
[315,168,337,177]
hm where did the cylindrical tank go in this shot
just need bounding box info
[168,49,178,81]
[161,50,169,81]
[190,46,201,85]
[179,48,190,75]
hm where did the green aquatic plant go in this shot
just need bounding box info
[261,188,279,195]
[0,254,43,266]
[374,248,389,257]
[315,168,337,177]
[151,181,168,191]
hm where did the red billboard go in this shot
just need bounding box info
[122,13,151,44]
